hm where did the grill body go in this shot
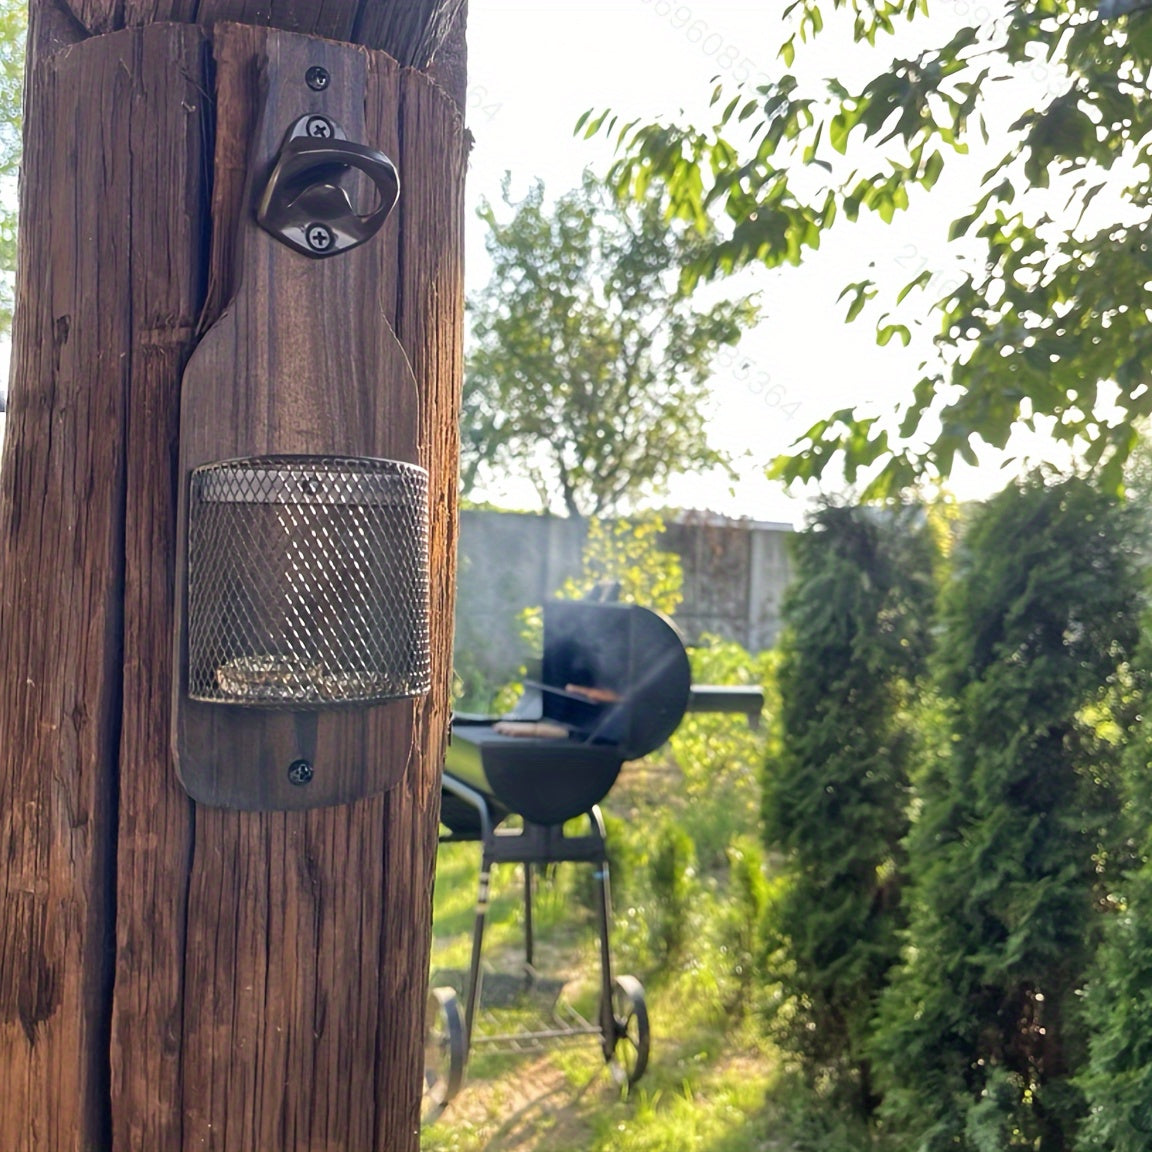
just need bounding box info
[428,596,766,1112]
[442,600,691,833]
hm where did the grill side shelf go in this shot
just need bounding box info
[685,685,765,728]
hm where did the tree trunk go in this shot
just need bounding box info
[0,2,466,1149]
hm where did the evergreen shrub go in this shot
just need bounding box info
[872,475,1144,1151]
[762,502,938,1112]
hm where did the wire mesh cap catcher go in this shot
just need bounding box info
[187,455,431,707]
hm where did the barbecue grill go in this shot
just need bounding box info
[424,591,764,1117]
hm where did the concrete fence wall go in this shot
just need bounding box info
[453,509,793,703]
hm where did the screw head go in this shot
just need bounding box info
[305,223,334,252]
[287,759,314,786]
[305,66,330,91]
[305,115,334,139]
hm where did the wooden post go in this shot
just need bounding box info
[0,2,466,1148]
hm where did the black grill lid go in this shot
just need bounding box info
[538,600,691,761]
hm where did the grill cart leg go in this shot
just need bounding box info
[594,851,616,1061]
[524,861,535,971]
[465,855,493,1047]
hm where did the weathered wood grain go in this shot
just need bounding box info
[426,0,466,111]
[0,25,208,1151]
[353,0,465,66]
[109,26,209,1151]
[27,0,87,66]
[374,55,467,1140]
[181,803,389,1150]
[195,0,362,43]
[53,0,464,66]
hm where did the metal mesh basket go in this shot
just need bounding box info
[187,455,430,707]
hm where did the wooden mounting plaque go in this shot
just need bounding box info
[172,26,422,810]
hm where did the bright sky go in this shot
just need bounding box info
[461,0,1080,525]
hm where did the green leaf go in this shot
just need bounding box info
[839,279,878,322]
[921,149,945,190]
[830,112,851,154]
[877,321,912,347]
[897,270,933,303]
[579,109,613,139]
